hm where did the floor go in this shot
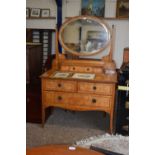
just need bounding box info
[27,108,110,148]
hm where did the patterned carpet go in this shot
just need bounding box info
[75,134,129,155]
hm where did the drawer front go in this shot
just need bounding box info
[93,67,102,73]
[44,91,111,109]
[69,66,93,72]
[61,66,102,73]
[61,66,69,71]
[78,82,113,95]
[43,79,77,92]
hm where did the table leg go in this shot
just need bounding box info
[109,112,114,134]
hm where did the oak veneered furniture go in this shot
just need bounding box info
[41,15,117,133]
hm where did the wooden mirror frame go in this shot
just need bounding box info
[59,15,112,56]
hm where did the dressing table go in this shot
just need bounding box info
[40,16,117,133]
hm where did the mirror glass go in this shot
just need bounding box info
[59,16,111,56]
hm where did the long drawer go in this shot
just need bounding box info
[78,82,113,95]
[44,91,111,109]
[43,79,77,92]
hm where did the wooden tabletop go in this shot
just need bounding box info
[26,145,104,155]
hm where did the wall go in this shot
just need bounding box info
[26,0,129,68]
[62,0,129,68]
[26,0,57,29]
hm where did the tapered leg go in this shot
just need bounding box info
[109,112,114,134]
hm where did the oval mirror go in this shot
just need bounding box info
[59,16,111,56]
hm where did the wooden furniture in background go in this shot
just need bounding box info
[26,43,43,123]
[26,43,43,84]
[26,145,104,155]
[41,16,117,133]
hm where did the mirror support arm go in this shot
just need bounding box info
[109,25,115,61]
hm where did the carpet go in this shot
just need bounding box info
[74,134,129,155]
[27,108,108,147]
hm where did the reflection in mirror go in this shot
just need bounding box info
[59,16,111,56]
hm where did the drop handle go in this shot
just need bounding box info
[58,83,62,87]
[57,96,62,101]
[92,98,96,104]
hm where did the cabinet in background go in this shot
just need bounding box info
[26,44,42,85]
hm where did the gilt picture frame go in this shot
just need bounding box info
[41,9,50,18]
[26,8,30,18]
[81,0,105,17]
[30,8,41,18]
[116,0,129,18]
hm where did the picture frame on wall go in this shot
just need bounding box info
[116,0,129,18]
[81,0,105,17]
[26,8,30,18]
[30,8,41,18]
[41,9,50,18]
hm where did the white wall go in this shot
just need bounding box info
[26,0,57,29]
[26,0,129,68]
[62,0,129,68]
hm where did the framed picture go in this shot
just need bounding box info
[41,9,50,18]
[30,8,41,18]
[52,72,71,78]
[81,0,105,17]
[72,73,95,80]
[85,31,107,51]
[26,8,30,18]
[116,0,129,18]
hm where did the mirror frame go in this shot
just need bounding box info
[59,15,112,56]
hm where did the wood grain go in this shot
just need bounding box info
[27,145,104,155]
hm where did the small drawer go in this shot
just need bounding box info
[69,66,93,73]
[61,66,69,71]
[93,67,103,73]
[78,82,113,95]
[43,79,77,92]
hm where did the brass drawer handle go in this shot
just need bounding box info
[73,67,75,70]
[93,86,96,90]
[92,98,96,103]
[57,96,62,101]
[58,83,62,87]
[87,68,90,71]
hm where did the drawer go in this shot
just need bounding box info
[78,82,113,95]
[77,94,111,108]
[61,66,69,71]
[44,91,111,109]
[43,79,77,92]
[69,66,93,72]
[93,67,102,73]
[61,65,103,73]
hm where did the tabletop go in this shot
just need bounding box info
[26,145,104,155]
